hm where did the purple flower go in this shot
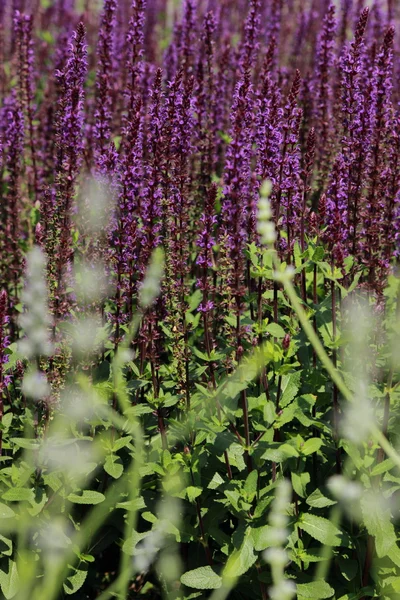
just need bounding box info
[221,73,254,298]
[0,291,11,391]
[48,23,87,317]
[125,0,146,110]
[94,0,117,159]
[311,4,336,186]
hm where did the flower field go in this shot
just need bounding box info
[1,0,400,598]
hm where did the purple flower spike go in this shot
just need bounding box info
[0,291,10,391]
[94,0,117,160]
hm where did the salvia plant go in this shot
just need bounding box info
[1,0,400,598]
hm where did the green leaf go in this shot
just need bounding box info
[0,535,12,557]
[224,528,257,578]
[298,513,343,546]
[63,565,88,595]
[10,438,40,450]
[112,436,132,452]
[67,491,105,505]
[0,560,19,599]
[306,489,336,509]
[291,472,310,498]
[188,289,203,312]
[0,503,16,519]
[2,488,34,503]
[244,470,258,497]
[251,525,273,551]
[297,580,334,599]
[337,556,358,582]
[370,458,395,477]
[387,544,400,569]
[116,497,146,512]
[125,404,153,416]
[301,438,323,456]
[180,567,222,590]
[208,473,224,490]
[186,486,202,503]
[122,531,150,556]
[266,323,286,338]
[361,496,397,557]
[279,372,301,407]
[261,443,299,462]
[104,454,123,479]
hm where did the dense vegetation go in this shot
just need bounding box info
[1,0,400,598]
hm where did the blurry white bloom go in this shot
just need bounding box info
[274,265,295,283]
[341,382,375,444]
[133,529,164,572]
[38,438,100,476]
[67,315,104,356]
[341,296,376,444]
[19,246,53,359]
[22,370,50,401]
[264,547,288,567]
[264,479,295,600]
[79,177,113,234]
[269,580,296,600]
[38,518,73,562]
[257,180,277,246]
[328,476,363,503]
[74,260,111,304]
[61,387,97,422]
[139,247,165,309]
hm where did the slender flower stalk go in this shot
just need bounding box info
[14,10,39,200]
[48,23,87,322]
[94,0,117,161]
[2,93,24,322]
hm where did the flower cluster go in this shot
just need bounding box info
[0,0,399,392]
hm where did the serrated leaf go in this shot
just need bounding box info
[337,589,375,600]
[337,556,358,582]
[387,544,400,569]
[122,530,150,556]
[208,473,224,490]
[306,489,336,509]
[301,438,323,456]
[112,436,132,452]
[261,443,299,462]
[186,486,202,503]
[180,566,222,590]
[2,488,34,503]
[244,470,258,497]
[370,458,395,477]
[297,580,334,599]
[291,471,310,498]
[0,560,19,599]
[10,438,40,450]
[104,454,123,479]
[251,525,273,551]
[224,529,257,578]
[361,496,397,557]
[279,372,301,407]
[67,490,105,505]
[63,565,88,595]
[298,513,343,546]
[125,404,153,416]
[0,503,15,519]
[116,496,146,511]
[266,323,286,338]
[254,494,273,518]
[0,535,12,557]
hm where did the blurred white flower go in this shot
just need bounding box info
[19,246,53,359]
[139,247,165,309]
[22,370,50,401]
